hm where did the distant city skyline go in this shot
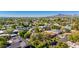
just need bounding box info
[0,11,79,17]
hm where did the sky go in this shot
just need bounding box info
[0,11,79,17]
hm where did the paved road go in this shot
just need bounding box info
[7,36,27,48]
[66,41,79,48]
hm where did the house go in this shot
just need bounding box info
[39,25,48,29]
[7,42,21,48]
[64,25,71,30]
[10,34,17,37]
[7,37,21,48]
[53,23,61,27]
[44,29,62,34]
[4,24,12,28]
[10,37,21,42]
[62,25,71,33]
[0,34,10,37]
[7,40,13,43]
[7,40,27,48]
[13,29,18,34]
[58,35,67,42]
[52,29,62,34]
[0,30,4,34]
[7,36,27,48]
[43,29,62,38]
[16,26,23,30]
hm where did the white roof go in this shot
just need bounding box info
[0,34,9,36]
[7,40,12,43]
[0,30,4,34]
[13,29,18,32]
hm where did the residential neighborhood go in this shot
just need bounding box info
[0,12,79,48]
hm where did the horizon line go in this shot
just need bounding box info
[0,14,78,17]
[0,11,79,17]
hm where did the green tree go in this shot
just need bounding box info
[19,30,27,39]
[0,37,8,48]
[28,33,46,48]
[24,31,31,39]
[54,42,69,48]
[0,25,3,30]
[68,33,79,42]
[6,28,13,34]
[11,25,16,29]
[34,27,40,33]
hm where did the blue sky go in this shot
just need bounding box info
[0,11,79,17]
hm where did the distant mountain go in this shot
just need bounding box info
[54,14,71,17]
[0,14,79,18]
